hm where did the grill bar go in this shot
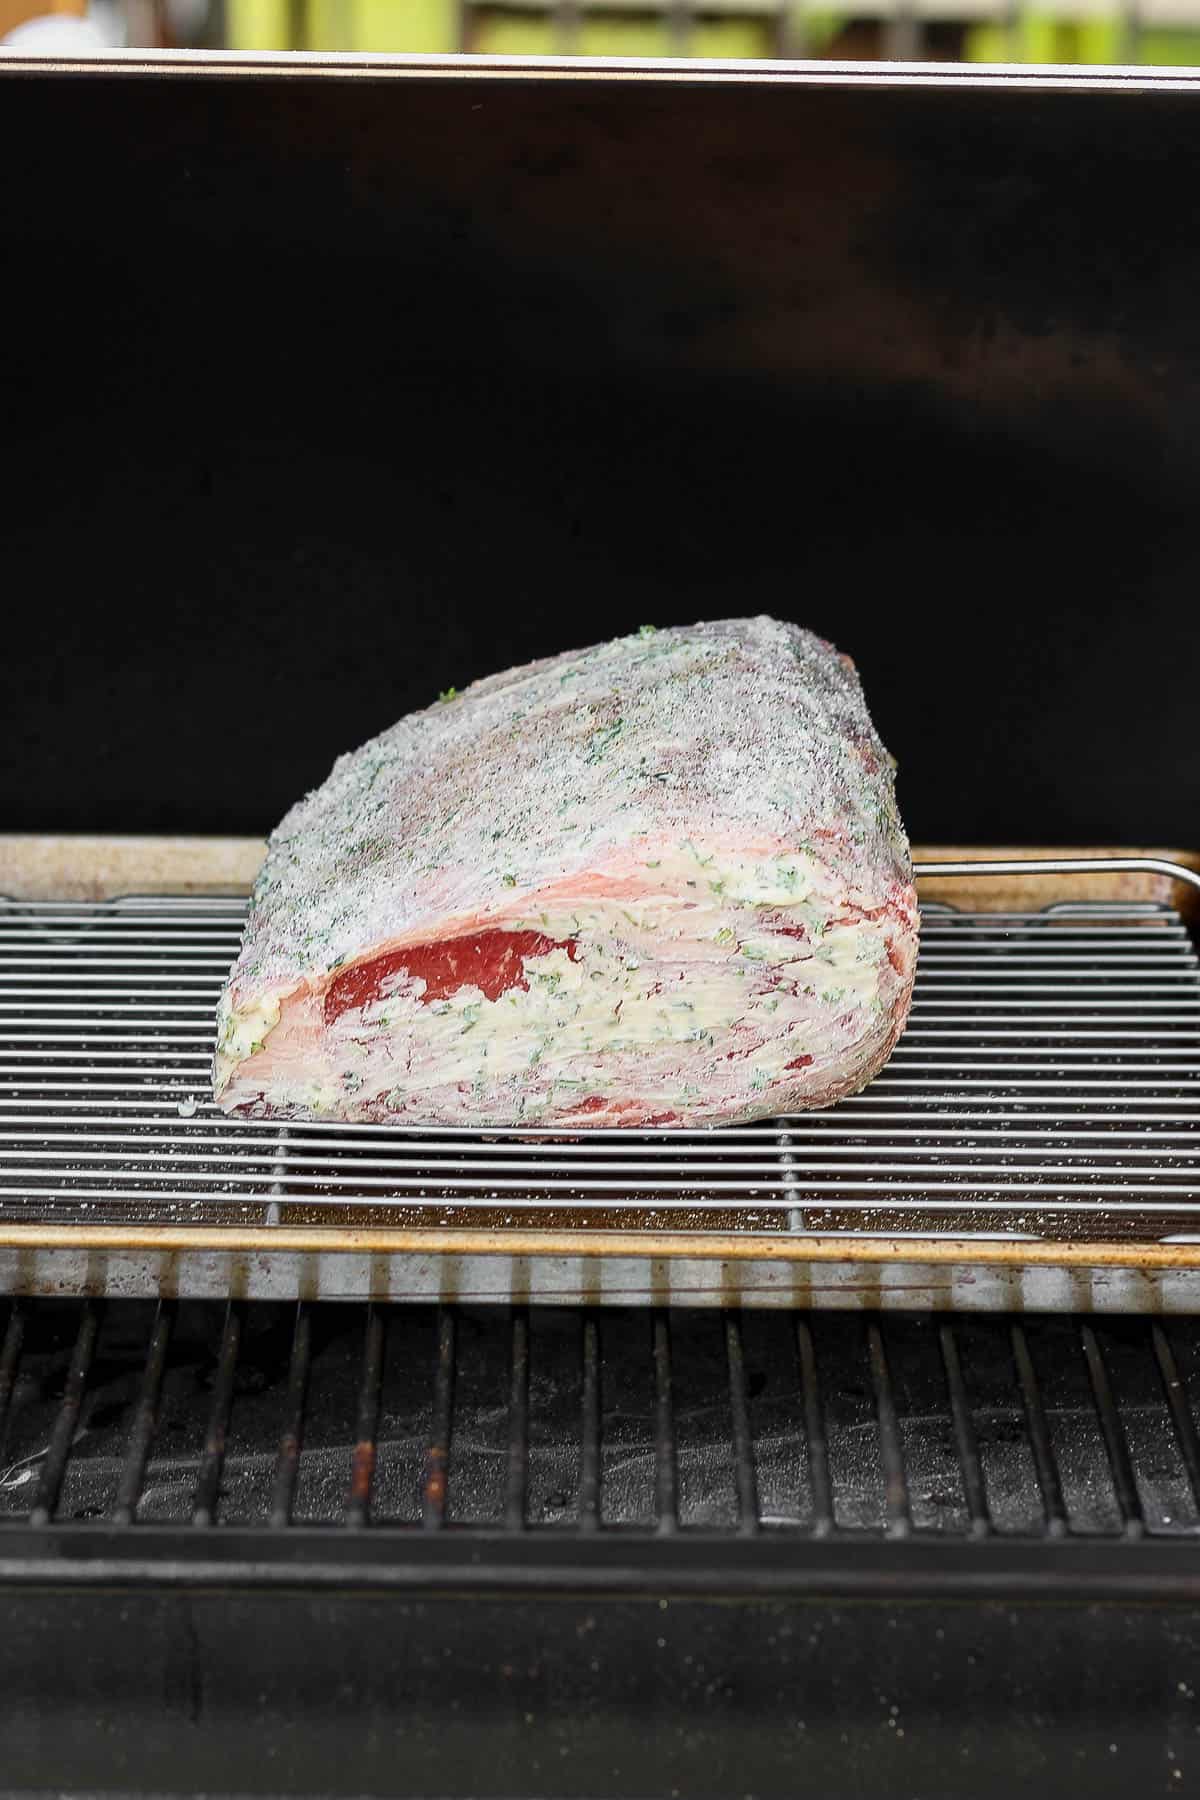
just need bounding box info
[725,1313,759,1534]
[1080,1323,1143,1537]
[346,1305,385,1528]
[2,922,1191,945]
[6,951,1195,973]
[113,1299,175,1525]
[939,1322,990,1537]
[6,1106,1200,1130]
[0,1302,25,1463]
[4,1188,1199,1212]
[505,1308,530,1531]
[7,1065,1200,1085]
[1152,1323,1200,1515]
[867,1322,910,1538]
[0,1144,1197,1175]
[29,1299,100,1526]
[580,1313,601,1531]
[12,1020,1200,1045]
[193,1301,241,1527]
[10,1128,1200,1156]
[653,1311,678,1535]
[796,1317,833,1536]
[1012,1323,1067,1537]
[269,1301,312,1529]
[422,1308,456,1529]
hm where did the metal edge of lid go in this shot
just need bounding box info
[4,50,1200,91]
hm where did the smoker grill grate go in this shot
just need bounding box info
[4,1297,1200,1539]
[0,892,1198,1241]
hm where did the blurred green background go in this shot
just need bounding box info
[223,0,1200,63]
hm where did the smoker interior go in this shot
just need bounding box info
[7,56,1200,1797]
[6,1295,1200,1796]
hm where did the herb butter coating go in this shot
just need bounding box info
[214,617,918,1127]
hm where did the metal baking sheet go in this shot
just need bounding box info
[1,852,1199,1309]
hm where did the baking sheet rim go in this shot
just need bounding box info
[2,1222,1200,1271]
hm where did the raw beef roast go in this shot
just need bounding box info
[214,617,917,1127]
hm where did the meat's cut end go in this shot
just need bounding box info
[214,870,917,1128]
[324,930,579,1022]
[213,618,918,1128]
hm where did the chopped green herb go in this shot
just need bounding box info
[585,719,625,763]
[502,873,517,887]
[437,686,459,703]
[637,623,658,639]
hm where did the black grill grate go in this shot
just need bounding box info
[4,1297,1200,1538]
